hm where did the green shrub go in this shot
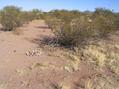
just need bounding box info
[21,9,41,22]
[48,10,81,24]
[47,16,94,47]
[31,9,41,19]
[19,11,32,24]
[45,16,63,30]
[44,8,119,47]
[0,6,42,31]
[93,8,118,37]
[0,6,22,31]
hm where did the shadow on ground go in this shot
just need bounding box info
[34,25,49,29]
[25,35,58,47]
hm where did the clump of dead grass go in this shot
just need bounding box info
[85,74,119,89]
[82,44,107,66]
[81,40,119,76]
[106,51,119,75]
[0,81,8,89]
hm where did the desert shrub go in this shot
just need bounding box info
[21,9,41,22]
[39,12,48,20]
[45,16,63,30]
[0,6,42,31]
[0,6,22,31]
[44,8,119,47]
[31,9,42,19]
[0,14,1,22]
[114,14,119,30]
[48,10,81,23]
[46,16,94,47]
[19,11,34,24]
[93,8,118,37]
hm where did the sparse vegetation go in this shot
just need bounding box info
[86,74,119,89]
[0,5,119,89]
[43,8,119,47]
[0,6,42,31]
[0,6,22,31]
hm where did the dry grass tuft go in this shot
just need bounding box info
[0,81,8,89]
[29,62,56,71]
[82,42,119,71]
[106,52,119,75]
[82,45,106,66]
[85,75,119,89]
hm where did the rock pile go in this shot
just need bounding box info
[25,49,42,56]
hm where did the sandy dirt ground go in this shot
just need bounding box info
[0,20,97,89]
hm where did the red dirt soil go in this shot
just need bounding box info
[0,20,96,89]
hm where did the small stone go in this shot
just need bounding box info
[13,50,16,53]
[64,66,73,73]
[37,53,41,56]
[25,51,30,56]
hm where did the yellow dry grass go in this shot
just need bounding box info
[83,45,106,66]
[82,42,119,75]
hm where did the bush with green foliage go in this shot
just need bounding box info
[92,8,118,37]
[0,6,42,31]
[46,16,94,47]
[31,9,42,19]
[44,8,119,47]
[0,6,22,31]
